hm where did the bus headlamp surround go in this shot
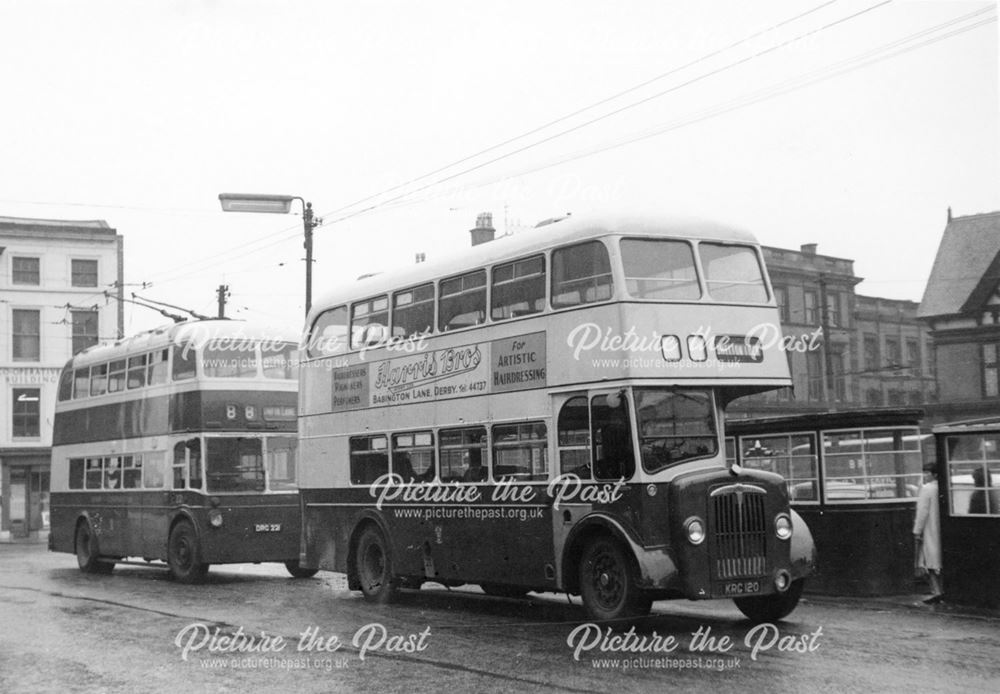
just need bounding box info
[775,513,792,540]
[209,509,224,528]
[684,516,706,545]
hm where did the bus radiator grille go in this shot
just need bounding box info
[712,488,768,580]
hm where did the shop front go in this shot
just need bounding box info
[1,449,51,541]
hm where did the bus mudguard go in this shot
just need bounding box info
[789,509,817,580]
[561,512,678,594]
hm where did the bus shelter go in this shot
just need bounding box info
[933,418,1000,609]
[726,408,928,596]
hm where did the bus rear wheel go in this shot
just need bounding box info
[355,526,397,603]
[75,521,113,574]
[168,520,209,584]
[284,560,319,579]
[579,536,651,621]
[734,579,805,623]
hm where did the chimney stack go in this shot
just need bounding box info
[800,243,818,255]
[469,212,495,246]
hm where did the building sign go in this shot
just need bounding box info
[331,332,547,412]
[2,367,62,385]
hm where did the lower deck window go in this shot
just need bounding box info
[438,427,487,483]
[492,422,548,481]
[351,435,388,485]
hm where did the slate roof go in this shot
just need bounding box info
[918,211,1000,319]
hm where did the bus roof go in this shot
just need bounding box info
[308,211,759,323]
[66,319,297,369]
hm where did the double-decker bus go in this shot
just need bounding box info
[49,319,317,582]
[297,213,815,621]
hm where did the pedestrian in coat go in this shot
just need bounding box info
[913,462,943,603]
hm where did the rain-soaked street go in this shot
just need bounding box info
[1,543,998,694]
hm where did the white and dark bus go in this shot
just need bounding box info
[49,320,316,581]
[296,213,816,621]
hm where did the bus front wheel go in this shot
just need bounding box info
[579,536,652,621]
[734,579,804,623]
[355,526,397,603]
[75,521,113,574]
[168,520,209,584]
[284,560,319,579]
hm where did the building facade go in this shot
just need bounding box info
[729,243,936,418]
[918,209,1000,423]
[1,216,123,540]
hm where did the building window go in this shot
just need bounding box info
[12,388,41,437]
[803,290,818,325]
[983,344,999,398]
[884,337,901,368]
[863,333,879,371]
[71,259,99,287]
[906,339,921,375]
[773,286,790,322]
[12,309,41,361]
[12,256,40,285]
[830,350,846,401]
[866,388,883,406]
[71,310,99,354]
[806,350,823,400]
[826,291,841,327]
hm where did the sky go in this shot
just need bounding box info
[1,0,997,339]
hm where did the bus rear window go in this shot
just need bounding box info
[620,239,700,300]
[551,241,613,308]
[699,243,768,303]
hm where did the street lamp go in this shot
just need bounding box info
[218,193,320,315]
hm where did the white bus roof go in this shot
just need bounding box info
[308,212,758,321]
[66,319,297,369]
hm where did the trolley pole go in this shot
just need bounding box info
[216,284,229,319]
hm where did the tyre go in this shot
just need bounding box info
[75,521,113,574]
[167,520,209,584]
[579,536,652,621]
[734,579,805,623]
[354,526,397,603]
[480,583,529,599]
[284,559,319,579]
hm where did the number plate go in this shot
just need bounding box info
[254,523,282,533]
[719,580,761,597]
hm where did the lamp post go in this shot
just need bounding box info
[218,193,320,315]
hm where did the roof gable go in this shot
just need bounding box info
[918,211,1000,319]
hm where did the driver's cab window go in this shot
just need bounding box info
[558,395,592,479]
[591,392,635,480]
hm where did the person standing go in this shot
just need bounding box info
[913,461,943,604]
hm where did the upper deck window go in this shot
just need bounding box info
[620,239,700,300]
[57,369,73,402]
[392,284,435,339]
[439,270,486,332]
[551,240,613,309]
[262,342,298,379]
[351,296,389,349]
[492,255,545,321]
[635,388,718,472]
[172,343,197,381]
[308,305,348,358]
[203,344,258,378]
[699,243,768,303]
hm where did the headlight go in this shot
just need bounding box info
[209,509,224,528]
[685,517,706,545]
[775,513,792,540]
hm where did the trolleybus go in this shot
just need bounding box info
[297,213,816,621]
[49,319,317,582]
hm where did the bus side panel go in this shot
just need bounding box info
[141,490,173,560]
[49,492,78,554]
[300,489,358,574]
